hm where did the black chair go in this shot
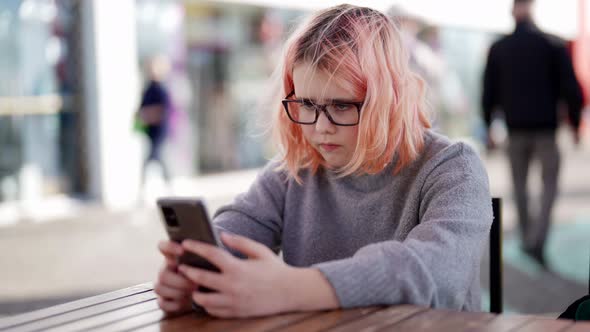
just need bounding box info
[490,197,502,313]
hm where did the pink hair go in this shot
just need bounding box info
[269,4,431,182]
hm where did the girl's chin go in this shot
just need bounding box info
[322,157,347,169]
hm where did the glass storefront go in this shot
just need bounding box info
[1,0,546,209]
[138,1,303,175]
[0,0,84,204]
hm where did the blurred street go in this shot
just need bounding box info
[1,130,589,316]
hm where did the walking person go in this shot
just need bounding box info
[138,55,172,186]
[482,0,583,267]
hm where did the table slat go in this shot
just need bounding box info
[44,299,159,332]
[381,307,493,332]
[87,309,166,332]
[0,283,153,331]
[325,305,425,332]
[277,306,382,332]
[131,312,213,332]
[402,310,495,332]
[475,314,536,332]
[142,311,318,332]
[2,291,156,332]
[564,321,590,331]
[512,318,573,332]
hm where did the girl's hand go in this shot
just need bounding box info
[154,240,198,315]
[178,233,298,318]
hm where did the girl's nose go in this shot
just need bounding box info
[315,110,336,133]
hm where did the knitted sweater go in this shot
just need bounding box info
[213,130,493,311]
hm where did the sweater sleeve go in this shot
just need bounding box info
[313,144,493,311]
[212,161,287,253]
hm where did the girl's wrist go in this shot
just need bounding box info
[284,267,340,312]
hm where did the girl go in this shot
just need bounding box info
[155,4,492,318]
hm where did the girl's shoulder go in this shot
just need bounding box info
[256,158,291,184]
[410,130,487,178]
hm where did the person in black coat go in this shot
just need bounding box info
[482,0,583,267]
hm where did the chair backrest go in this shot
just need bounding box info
[490,197,503,313]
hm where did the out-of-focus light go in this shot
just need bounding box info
[138,2,158,22]
[45,36,62,65]
[18,0,35,20]
[534,0,577,39]
[39,2,57,23]
[209,0,581,39]
[159,5,182,33]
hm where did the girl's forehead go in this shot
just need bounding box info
[292,63,354,100]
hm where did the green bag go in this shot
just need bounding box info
[133,112,147,134]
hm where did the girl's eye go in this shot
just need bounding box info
[301,102,316,111]
[334,104,353,111]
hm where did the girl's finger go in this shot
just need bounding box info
[154,283,190,301]
[157,297,185,313]
[203,307,235,318]
[191,291,232,308]
[158,241,183,257]
[181,240,233,272]
[178,265,226,292]
[159,267,197,290]
[220,232,274,260]
[164,256,178,270]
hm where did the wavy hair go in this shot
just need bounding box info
[268,4,431,182]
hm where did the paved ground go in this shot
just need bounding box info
[1,130,589,316]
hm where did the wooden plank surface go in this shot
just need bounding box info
[2,291,157,332]
[43,299,160,332]
[278,306,382,332]
[564,321,590,331]
[325,305,426,332]
[379,307,493,332]
[512,318,573,332]
[475,314,536,332]
[89,309,166,332]
[139,311,319,332]
[133,311,213,332]
[4,282,590,332]
[410,310,495,331]
[0,283,153,331]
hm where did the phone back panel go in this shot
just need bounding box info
[157,198,220,272]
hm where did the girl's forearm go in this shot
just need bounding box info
[285,267,340,312]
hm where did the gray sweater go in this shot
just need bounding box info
[213,130,492,311]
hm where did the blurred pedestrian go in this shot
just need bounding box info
[482,0,583,267]
[387,6,468,137]
[138,55,172,185]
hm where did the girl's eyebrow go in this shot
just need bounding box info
[297,96,359,104]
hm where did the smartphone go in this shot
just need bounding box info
[157,197,221,292]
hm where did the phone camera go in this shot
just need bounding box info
[162,207,179,227]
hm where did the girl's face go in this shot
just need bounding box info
[292,63,360,169]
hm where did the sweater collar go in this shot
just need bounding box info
[324,156,399,193]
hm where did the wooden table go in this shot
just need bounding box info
[1,283,589,332]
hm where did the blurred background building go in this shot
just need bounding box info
[1,0,590,317]
[0,0,588,217]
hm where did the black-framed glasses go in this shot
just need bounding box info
[281,91,363,126]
